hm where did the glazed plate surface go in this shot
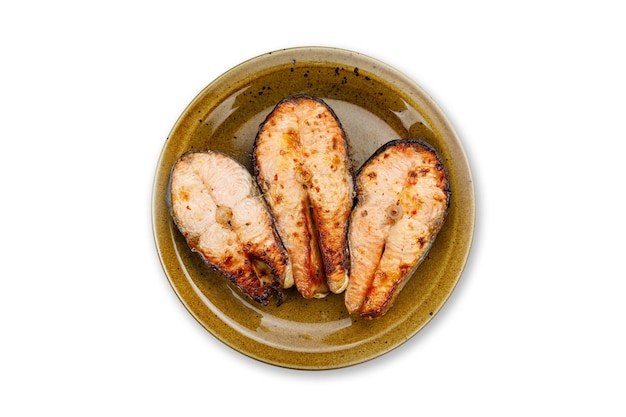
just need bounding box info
[152,47,475,369]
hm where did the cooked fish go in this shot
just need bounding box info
[345,139,450,319]
[168,150,293,306]
[253,95,354,298]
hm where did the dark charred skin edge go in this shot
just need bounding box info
[166,150,286,306]
[314,210,350,283]
[354,138,451,211]
[359,279,404,320]
[252,94,355,290]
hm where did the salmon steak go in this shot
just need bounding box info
[167,150,293,306]
[253,95,355,299]
[345,139,451,319]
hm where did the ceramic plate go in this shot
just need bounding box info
[152,47,474,370]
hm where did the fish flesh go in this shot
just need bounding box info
[345,139,450,319]
[168,150,293,305]
[253,95,354,298]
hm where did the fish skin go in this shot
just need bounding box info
[345,139,450,318]
[253,95,354,298]
[168,150,293,306]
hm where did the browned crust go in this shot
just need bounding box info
[167,150,289,306]
[253,95,354,297]
[347,139,451,318]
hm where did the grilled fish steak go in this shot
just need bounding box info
[253,95,354,298]
[168,150,293,306]
[345,139,450,318]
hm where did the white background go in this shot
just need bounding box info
[2,1,624,415]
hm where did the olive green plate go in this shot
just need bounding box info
[152,47,474,370]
